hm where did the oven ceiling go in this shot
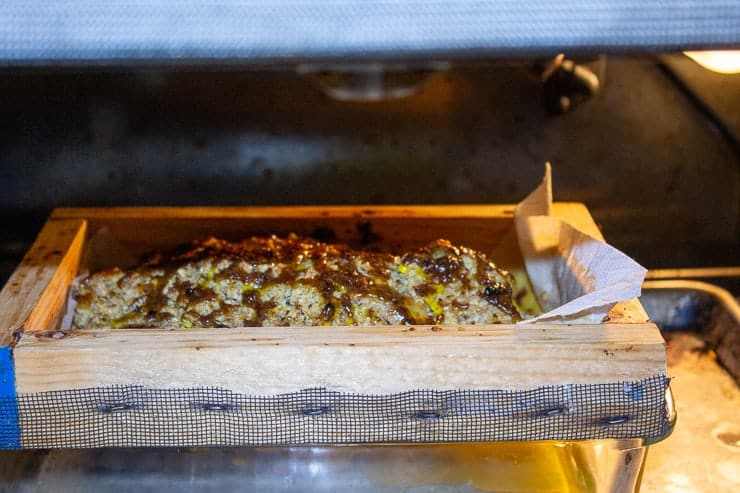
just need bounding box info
[1,1,739,65]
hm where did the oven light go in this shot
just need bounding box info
[683,50,740,74]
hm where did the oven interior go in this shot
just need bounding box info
[0,8,738,491]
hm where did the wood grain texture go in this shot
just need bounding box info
[5,204,667,449]
[14,323,665,395]
[0,219,86,345]
[50,204,519,220]
[54,205,518,271]
[7,203,659,398]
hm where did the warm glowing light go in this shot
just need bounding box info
[684,51,740,74]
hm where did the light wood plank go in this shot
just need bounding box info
[0,219,87,345]
[14,323,665,395]
[51,204,518,220]
[6,204,666,450]
[53,205,519,271]
[5,204,656,398]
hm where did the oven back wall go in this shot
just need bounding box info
[0,57,738,284]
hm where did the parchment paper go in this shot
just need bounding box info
[516,164,647,323]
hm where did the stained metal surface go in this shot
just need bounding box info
[642,280,740,381]
[639,282,740,493]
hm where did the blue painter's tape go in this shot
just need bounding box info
[0,345,20,449]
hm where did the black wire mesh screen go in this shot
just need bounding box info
[16,375,669,448]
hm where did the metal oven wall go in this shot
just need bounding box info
[0,55,738,283]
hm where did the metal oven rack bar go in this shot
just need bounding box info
[1,1,739,66]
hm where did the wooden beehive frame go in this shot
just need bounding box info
[0,204,665,398]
